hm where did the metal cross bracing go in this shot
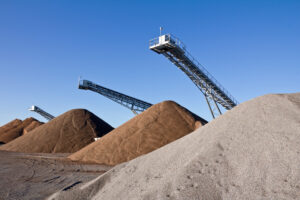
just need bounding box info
[78,79,152,115]
[29,105,55,121]
[149,34,238,119]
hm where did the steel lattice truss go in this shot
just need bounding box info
[78,80,152,115]
[29,105,55,121]
[150,34,238,118]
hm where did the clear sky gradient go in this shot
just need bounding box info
[0,0,299,127]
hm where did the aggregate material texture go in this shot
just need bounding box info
[23,120,44,134]
[0,109,113,153]
[0,119,22,134]
[0,151,111,200]
[0,118,43,143]
[69,101,207,166]
[51,93,300,200]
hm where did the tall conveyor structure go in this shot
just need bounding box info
[78,79,152,115]
[29,105,55,121]
[149,34,238,118]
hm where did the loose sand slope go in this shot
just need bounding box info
[51,93,300,200]
[0,119,22,135]
[0,109,113,153]
[23,120,44,134]
[69,101,207,166]
[0,151,112,200]
[0,118,43,143]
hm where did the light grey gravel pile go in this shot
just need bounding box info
[49,93,300,200]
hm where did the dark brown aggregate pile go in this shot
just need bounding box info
[0,118,42,144]
[0,109,113,153]
[69,101,207,165]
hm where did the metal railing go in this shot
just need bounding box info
[29,105,55,121]
[149,34,186,51]
[79,79,152,115]
[149,34,238,106]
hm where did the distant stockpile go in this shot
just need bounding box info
[0,118,43,144]
[0,109,113,153]
[51,93,300,200]
[69,101,207,165]
[23,120,44,134]
[0,119,22,135]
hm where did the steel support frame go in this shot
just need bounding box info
[162,52,224,118]
[79,80,152,115]
[150,33,238,119]
[30,106,55,121]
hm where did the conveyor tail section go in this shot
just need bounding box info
[29,105,55,121]
[78,79,152,115]
[149,34,238,118]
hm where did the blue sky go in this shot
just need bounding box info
[0,0,299,127]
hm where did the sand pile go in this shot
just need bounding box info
[50,93,300,200]
[23,120,44,134]
[0,119,22,134]
[0,118,43,144]
[69,101,207,166]
[0,109,113,153]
